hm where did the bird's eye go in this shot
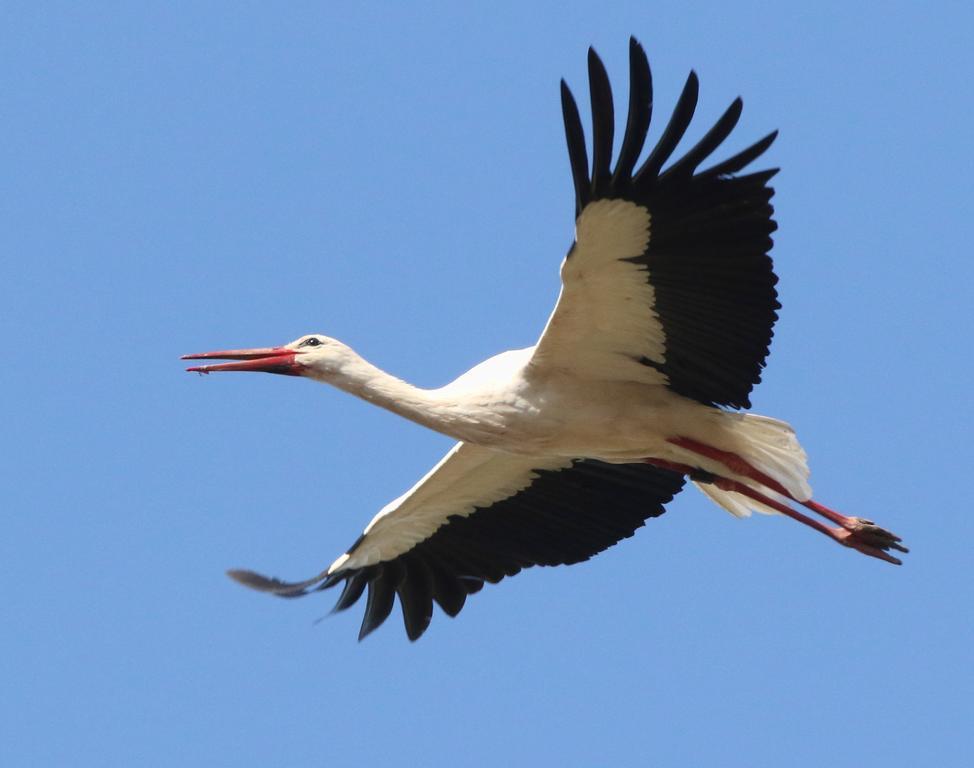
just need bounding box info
[301,337,321,348]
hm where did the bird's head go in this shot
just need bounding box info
[182,334,353,379]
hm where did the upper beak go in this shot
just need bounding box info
[181,346,301,375]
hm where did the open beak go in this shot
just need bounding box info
[181,346,301,375]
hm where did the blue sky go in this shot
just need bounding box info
[3,2,971,766]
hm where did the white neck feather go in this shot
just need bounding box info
[308,345,508,442]
[326,353,440,425]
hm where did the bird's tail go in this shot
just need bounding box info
[692,413,811,518]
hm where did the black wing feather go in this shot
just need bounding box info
[397,556,434,642]
[659,97,742,182]
[332,569,370,612]
[563,37,780,409]
[633,70,699,188]
[611,38,653,187]
[587,47,615,198]
[358,562,400,641]
[699,130,778,178]
[560,80,590,215]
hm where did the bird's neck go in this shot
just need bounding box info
[314,349,473,438]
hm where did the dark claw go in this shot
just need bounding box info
[848,519,909,553]
[833,520,908,565]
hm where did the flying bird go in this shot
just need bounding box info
[183,38,906,641]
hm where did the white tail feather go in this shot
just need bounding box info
[694,480,791,518]
[695,413,812,518]
[734,414,811,499]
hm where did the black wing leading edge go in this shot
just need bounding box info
[562,38,781,409]
[231,461,685,641]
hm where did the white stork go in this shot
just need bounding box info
[183,39,906,641]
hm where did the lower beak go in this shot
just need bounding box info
[181,347,301,375]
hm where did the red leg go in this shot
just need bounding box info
[706,475,905,565]
[667,437,792,496]
[667,437,907,555]
[645,454,907,565]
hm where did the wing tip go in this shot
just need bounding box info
[226,566,332,598]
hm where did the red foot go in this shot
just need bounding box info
[830,519,908,564]
[645,450,908,566]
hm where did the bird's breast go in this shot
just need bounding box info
[452,378,677,459]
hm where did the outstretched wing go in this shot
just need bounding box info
[229,442,685,641]
[531,38,780,409]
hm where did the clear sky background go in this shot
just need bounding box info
[3,2,972,766]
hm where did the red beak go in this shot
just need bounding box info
[181,346,301,375]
